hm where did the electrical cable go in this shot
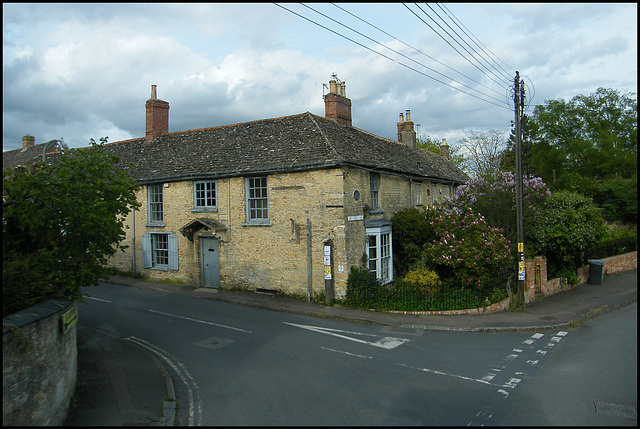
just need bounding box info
[406,3,508,89]
[438,3,514,78]
[275,3,511,110]
[301,3,505,104]
[426,3,512,83]
[330,3,505,99]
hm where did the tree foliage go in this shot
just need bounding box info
[529,190,608,279]
[509,88,637,194]
[417,136,468,173]
[3,139,140,315]
[390,207,437,277]
[440,172,551,251]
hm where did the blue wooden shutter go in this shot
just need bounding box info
[168,234,179,271]
[142,234,152,268]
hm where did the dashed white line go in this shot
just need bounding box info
[85,296,111,303]
[150,309,252,333]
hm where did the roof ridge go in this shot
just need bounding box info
[305,112,344,163]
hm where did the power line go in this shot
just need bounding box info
[406,3,509,89]
[330,3,505,99]
[426,3,512,83]
[274,3,511,111]
[438,3,514,78]
[301,3,506,104]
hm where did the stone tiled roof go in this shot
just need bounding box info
[3,112,469,185]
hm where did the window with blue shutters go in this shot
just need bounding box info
[142,233,178,271]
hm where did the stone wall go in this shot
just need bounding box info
[3,298,77,426]
[107,166,445,298]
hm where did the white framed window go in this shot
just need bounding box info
[142,233,178,270]
[370,172,379,209]
[148,184,164,225]
[246,176,269,223]
[366,225,393,284]
[194,180,217,211]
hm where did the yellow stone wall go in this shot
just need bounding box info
[107,166,445,298]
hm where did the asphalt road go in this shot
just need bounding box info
[78,282,636,425]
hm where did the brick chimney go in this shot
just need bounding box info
[22,134,35,149]
[145,85,169,141]
[440,138,449,159]
[324,79,352,126]
[397,110,416,149]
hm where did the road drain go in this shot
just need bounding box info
[594,400,637,420]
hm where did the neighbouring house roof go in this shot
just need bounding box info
[3,112,469,185]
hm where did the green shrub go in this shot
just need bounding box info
[402,267,442,298]
[344,265,384,310]
[390,207,437,277]
[531,190,608,278]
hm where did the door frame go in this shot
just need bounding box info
[199,235,220,288]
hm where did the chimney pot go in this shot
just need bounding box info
[440,138,450,159]
[324,78,352,126]
[397,109,415,145]
[145,85,170,141]
[22,134,35,149]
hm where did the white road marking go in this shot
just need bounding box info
[284,322,409,350]
[497,389,510,398]
[85,296,111,303]
[150,309,252,333]
[321,346,375,359]
[126,336,202,426]
[397,363,523,390]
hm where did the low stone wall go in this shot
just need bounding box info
[390,251,637,316]
[3,298,77,426]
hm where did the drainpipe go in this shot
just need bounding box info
[131,206,136,276]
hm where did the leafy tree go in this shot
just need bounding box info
[592,175,637,223]
[417,136,467,173]
[3,139,140,315]
[526,88,637,194]
[529,190,608,279]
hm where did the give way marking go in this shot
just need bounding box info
[284,322,409,350]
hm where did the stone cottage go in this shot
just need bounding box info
[4,79,469,299]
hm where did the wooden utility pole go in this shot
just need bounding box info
[514,72,526,306]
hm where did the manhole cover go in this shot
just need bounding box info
[539,316,557,321]
[594,400,637,420]
[193,336,234,350]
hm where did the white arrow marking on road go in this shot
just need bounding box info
[284,322,409,350]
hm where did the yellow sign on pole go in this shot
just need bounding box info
[62,305,77,334]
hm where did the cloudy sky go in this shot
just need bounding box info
[3,3,637,152]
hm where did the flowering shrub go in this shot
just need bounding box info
[440,172,550,252]
[426,208,513,290]
[402,267,442,298]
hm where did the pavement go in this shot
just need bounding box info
[64,268,637,426]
